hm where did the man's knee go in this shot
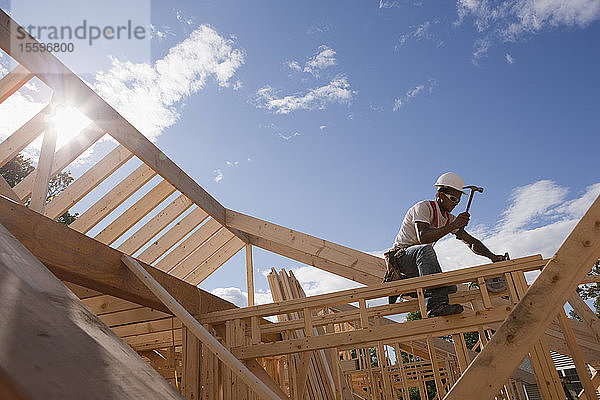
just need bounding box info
[417,244,437,259]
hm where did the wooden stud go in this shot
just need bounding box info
[477,277,493,309]
[358,298,369,328]
[246,244,255,306]
[417,287,428,318]
[29,122,57,213]
[182,327,201,400]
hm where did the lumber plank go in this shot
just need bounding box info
[94,179,175,245]
[117,193,192,254]
[69,163,156,234]
[82,294,141,315]
[122,255,285,400]
[232,306,513,359]
[200,256,546,324]
[13,124,105,199]
[170,227,234,278]
[0,221,184,400]
[44,145,133,219]
[29,124,57,213]
[138,207,208,264]
[226,209,386,280]
[154,218,221,272]
[0,104,49,167]
[186,236,245,285]
[0,64,34,103]
[246,244,255,306]
[569,292,600,343]
[443,194,600,400]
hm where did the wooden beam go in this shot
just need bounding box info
[12,123,105,199]
[29,124,56,213]
[443,194,600,400]
[186,236,245,285]
[0,196,201,315]
[169,227,234,279]
[121,255,284,400]
[0,104,49,167]
[69,163,156,234]
[117,194,192,255]
[44,145,133,219]
[233,306,513,359]
[182,327,200,400]
[226,209,387,283]
[0,222,184,400]
[247,244,255,306]
[94,179,175,245]
[0,64,34,103]
[138,207,208,264]
[154,218,221,272]
[0,10,229,229]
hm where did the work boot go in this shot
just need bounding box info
[485,277,507,293]
[389,294,400,304]
[427,303,464,318]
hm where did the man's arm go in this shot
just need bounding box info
[415,212,470,244]
[456,229,506,262]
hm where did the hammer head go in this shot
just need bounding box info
[464,185,484,193]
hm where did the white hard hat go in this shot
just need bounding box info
[434,172,468,194]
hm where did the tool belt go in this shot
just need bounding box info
[383,247,410,283]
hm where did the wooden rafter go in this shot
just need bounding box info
[0,64,34,103]
[94,179,175,245]
[69,163,156,233]
[117,193,193,255]
[0,104,49,167]
[13,123,105,200]
[45,145,133,219]
[169,227,234,278]
[186,236,246,284]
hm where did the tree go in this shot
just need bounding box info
[0,153,78,225]
[571,260,600,319]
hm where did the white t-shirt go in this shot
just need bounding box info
[392,200,457,250]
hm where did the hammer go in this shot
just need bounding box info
[463,185,484,213]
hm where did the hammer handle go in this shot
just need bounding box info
[465,191,475,213]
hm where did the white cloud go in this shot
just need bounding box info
[505,53,515,64]
[233,80,243,91]
[255,75,354,114]
[285,60,302,72]
[210,287,273,307]
[93,25,244,142]
[379,0,400,8]
[396,20,445,49]
[213,168,223,183]
[393,78,436,111]
[304,45,337,77]
[319,125,327,131]
[472,38,491,64]
[289,266,363,296]
[226,160,240,167]
[175,9,195,27]
[456,0,600,53]
[435,181,600,270]
[278,131,301,141]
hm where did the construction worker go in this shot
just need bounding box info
[384,172,508,317]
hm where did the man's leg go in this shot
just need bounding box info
[402,244,462,316]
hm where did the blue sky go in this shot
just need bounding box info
[1,0,599,305]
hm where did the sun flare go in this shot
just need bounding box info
[50,105,92,149]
